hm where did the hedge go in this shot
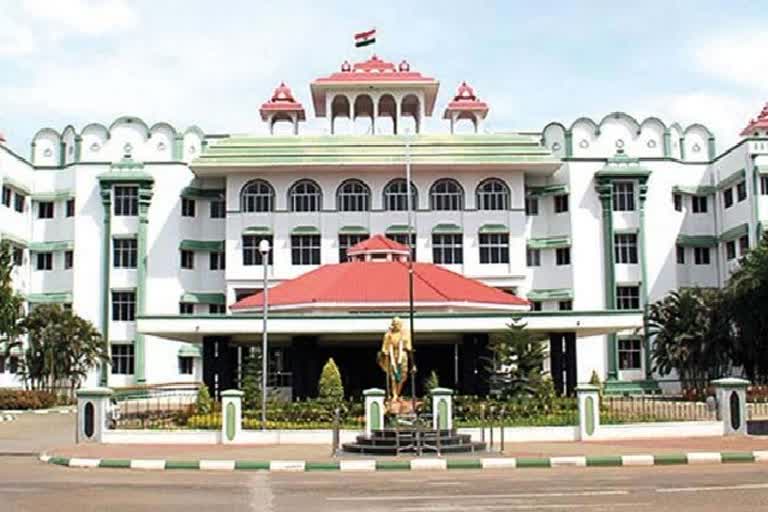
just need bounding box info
[0,389,58,410]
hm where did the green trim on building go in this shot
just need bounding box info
[99,186,112,386]
[1,176,31,195]
[720,223,749,243]
[134,182,154,384]
[478,223,509,234]
[385,224,413,234]
[29,240,74,252]
[526,184,569,197]
[31,190,75,201]
[243,226,272,235]
[717,169,746,190]
[594,151,652,180]
[676,234,718,248]
[526,288,573,301]
[526,235,570,249]
[338,225,369,235]
[26,291,73,303]
[432,223,462,234]
[180,292,226,305]
[178,344,202,357]
[291,225,320,235]
[180,187,225,199]
[671,185,716,196]
[179,240,224,252]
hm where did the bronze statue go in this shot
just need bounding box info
[377,316,412,402]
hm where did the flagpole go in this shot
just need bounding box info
[405,132,417,415]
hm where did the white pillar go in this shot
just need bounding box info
[363,388,385,437]
[576,384,600,440]
[431,387,454,430]
[221,389,244,444]
[76,387,113,443]
[712,378,749,435]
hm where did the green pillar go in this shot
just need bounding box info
[662,130,671,158]
[564,130,573,157]
[596,180,617,380]
[74,135,82,163]
[707,137,716,161]
[173,135,184,161]
[135,183,154,384]
[99,186,112,386]
[638,179,652,380]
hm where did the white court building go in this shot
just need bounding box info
[1,54,767,397]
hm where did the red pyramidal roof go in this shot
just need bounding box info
[259,82,306,121]
[443,81,489,119]
[741,102,768,136]
[346,234,409,257]
[231,260,528,312]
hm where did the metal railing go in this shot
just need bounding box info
[602,395,716,424]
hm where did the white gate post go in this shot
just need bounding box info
[221,389,244,444]
[431,387,454,430]
[363,388,385,437]
[576,384,600,440]
[76,387,113,443]
[712,378,749,435]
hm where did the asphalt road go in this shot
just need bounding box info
[2,413,768,511]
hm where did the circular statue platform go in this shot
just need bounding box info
[342,428,486,455]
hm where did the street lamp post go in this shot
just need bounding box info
[259,239,271,430]
[405,135,417,414]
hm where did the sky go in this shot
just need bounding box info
[1,0,767,156]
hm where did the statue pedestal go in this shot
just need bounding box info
[385,397,421,415]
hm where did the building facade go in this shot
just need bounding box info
[1,55,767,396]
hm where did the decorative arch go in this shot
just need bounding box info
[569,116,599,136]
[383,178,418,211]
[336,178,371,212]
[377,94,397,134]
[150,122,179,138]
[401,94,421,133]
[288,178,322,212]
[597,112,642,135]
[430,178,464,211]
[476,178,510,210]
[108,116,150,139]
[241,179,275,212]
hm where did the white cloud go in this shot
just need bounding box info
[691,30,768,91]
[0,17,37,57]
[22,0,138,35]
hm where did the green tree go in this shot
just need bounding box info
[242,347,263,411]
[727,232,768,380]
[318,357,344,404]
[485,318,548,398]
[20,304,107,397]
[0,241,25,365]
[195,384,213,415]
[424,370,440,395]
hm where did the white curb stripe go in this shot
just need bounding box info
[339,460,376,472]
[621,455,655,466]
[753,451,768,463]
[269,460,305,472]
[130,459,166,470]
[686,452,722,464]
[410,458,447,471]
[199,460,235,471]
[481,458,517,469]
[39,454,51,463]
[68,458,101,468]
[550,456,586,467]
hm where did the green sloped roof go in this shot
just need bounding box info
[29,240,74,252]
[527,288,574,301]
[27,291,73,303]
[338,225,369,234]
[243,226,272,235]
[676,234,717,248]
[720,223,749,243]
[191,133,560,169]
[478,224,509,234]
[180,292,226,305]
[672,185,716,196]
[179,240,224,252]
[527,235,571,249]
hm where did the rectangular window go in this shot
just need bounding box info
[338,234,368,262]
[526,248,541,267]
[209,304,226,314]
[9,356,19,374]
[525,196,539,216]
[694,247,711,265]
[210,199,226,219]
[432,233,463,264]
[291,234,321,265]
[2,186,11,207]
[616,286,640,310]
[388,233,417,261]
[113,238,137,269]
[618,338,642,370]
[181,197,196,217]
[0,356,4,373]
[554,194,569,213]
[479,233,509,264]
[723,188,734,209]
[676,245,685,264]
[66,198,75,217]
[726,240,736,261]
[737,181,747,202]
[180,249,194,270]
[555,247,571,266]
[739,235,749,256]
[178,356,194,375]
[112,291,136,321]
[114,186,138,216]
[530,301,542,311]
[179,302,194,315]
[37,201,54,219]
[35,252,52,271]
[12,247,23,266]
[14,193,25,213]
[558,300,573,311]
[111,344,134,375]
[64,250,73,269]
[242,235,273,266]
[614,233,638,264]
[613,182,635,212]
[209,251,226,270]
[761,176,768,196]
[692,196,708,214]
[673,193,683,212]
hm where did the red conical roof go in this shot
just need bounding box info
[260,82,306,122]
[740,102,768,136]
[443,81,489,120]
[346,234,410,257]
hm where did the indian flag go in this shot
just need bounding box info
[354,28,376,48]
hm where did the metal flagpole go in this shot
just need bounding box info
[405,133,417,414]
[259,240,270,430]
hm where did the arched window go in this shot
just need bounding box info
[383,178,418,211]
[337,179,370,212]
[241,179,274,212]
[430,179,464,211]
[476,178,510,210]
[289,179,322,212]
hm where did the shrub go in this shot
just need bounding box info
[0,389,58,410]
[242,349,262,411]
[195,385,213,415]
[318,358,344,404]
